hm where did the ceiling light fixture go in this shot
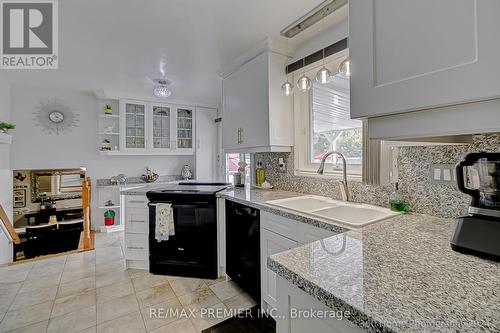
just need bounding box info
[281,38,294,96]
[297,59,312,92]
[338,58,350,78]
[152,78,172,98]
[316,14,332,84]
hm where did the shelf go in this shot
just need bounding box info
[99,225,124,233]
[99,150,194,156]
[99,114,120,119]
[98,205,120,209]
[99,132,120,135]
[0,133,12,144]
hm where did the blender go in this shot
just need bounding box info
[451,152,500,261]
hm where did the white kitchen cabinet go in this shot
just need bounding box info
[121,100,147,152]
[117,99,195,155]
[260,211,339,313]
[195,107,218,180]
[350,0,500,119]
[276,276,365,333]
[261,228,298,311]
[122,194,149,270]
[219,40,293,153]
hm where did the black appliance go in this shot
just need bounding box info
[225,200,261,303]
[147,184,229,279]
[451,152,500,261]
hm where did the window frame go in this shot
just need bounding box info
[293,49,363,180]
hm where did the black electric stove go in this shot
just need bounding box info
[146,183,229,279]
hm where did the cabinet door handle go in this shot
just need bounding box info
[128,200,146,204]
[129,220,145,223]
[240,128,243,144]
[128,246,145,250]
[237,128,242,144]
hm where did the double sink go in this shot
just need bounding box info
[266,195,400,228]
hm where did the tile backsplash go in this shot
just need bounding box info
[255,134,500,218]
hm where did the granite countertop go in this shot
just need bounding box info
[219,187,500,332]
[268,214,500,333]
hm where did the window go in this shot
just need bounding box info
[225,153,251,184]
[295,53,363,178]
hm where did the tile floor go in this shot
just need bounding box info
[0,232,256,333]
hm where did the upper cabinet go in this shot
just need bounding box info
[350,0,500,119]
[219,40,293,153]
[113,99,195,155]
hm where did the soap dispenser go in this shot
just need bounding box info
[255,162,266,186]
[389,182,408,213]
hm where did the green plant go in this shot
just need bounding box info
[0,121,15,133]
[102,138,111,144]
[105,104,111,109]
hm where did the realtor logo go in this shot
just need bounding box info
[1,0,58,69]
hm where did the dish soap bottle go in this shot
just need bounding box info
[255,162,266,187]
[389,182,408,213]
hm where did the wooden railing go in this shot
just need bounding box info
[0,204,20,245]
[78,177,93,250]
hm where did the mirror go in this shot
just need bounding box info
[31,168,86,202]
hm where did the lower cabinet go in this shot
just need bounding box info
[276,276,365,333]
[123,195,149,270]
[260,211,337,312]
[260,229,298,310]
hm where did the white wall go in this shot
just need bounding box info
[10,84,195,227]
[0,78,13,264]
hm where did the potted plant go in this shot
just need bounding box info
[0,121,15,134]
[100,138,111,151]
[104,104,113,115]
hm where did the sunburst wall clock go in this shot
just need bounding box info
[33,99,79,135]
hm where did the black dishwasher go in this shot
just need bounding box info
[225,201,261,303]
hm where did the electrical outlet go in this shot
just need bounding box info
[278,157,286,172]
[430,164,456,184]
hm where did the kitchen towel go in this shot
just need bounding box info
[155,203,175,242]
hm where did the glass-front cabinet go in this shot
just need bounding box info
[123,101,147,151]
[176,107,194,152]
[119,99,195,155]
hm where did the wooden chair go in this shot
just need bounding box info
[24,224,58,259]
[57,220,84,252]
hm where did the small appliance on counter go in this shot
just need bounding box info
[451,152,500,261]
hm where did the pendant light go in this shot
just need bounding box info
[296,29,312,93]
[315,13,331,84]
[281,38,294,96]
[297,60,312,92]
[316,49,331,84]
[281,77,294,96]
[338,58,350,78]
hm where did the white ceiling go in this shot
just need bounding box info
[2,0,327,106]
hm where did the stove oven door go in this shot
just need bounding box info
[148,197,217,278]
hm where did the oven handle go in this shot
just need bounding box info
[148,202,172,207]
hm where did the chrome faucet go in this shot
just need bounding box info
[317,151,349,201]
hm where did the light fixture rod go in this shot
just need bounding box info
[280,0,347,38]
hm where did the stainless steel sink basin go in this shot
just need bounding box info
[266,195,400,228]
